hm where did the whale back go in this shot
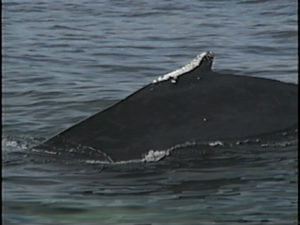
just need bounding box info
[35,53,298,162]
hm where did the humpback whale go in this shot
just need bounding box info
[34,52,298,162]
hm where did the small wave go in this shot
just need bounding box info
[239,0,269,4]
[48,25,85,31]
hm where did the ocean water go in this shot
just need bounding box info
[2,0,298,224]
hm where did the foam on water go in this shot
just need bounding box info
[2,137,29,152]
[3,130,297,166]
[82,130,298,165]
[84,140,223,164]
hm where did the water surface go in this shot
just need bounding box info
[2,0,298,224]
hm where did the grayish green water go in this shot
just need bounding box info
[2,0,298,224]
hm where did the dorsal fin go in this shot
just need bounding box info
[198,51,214,71]
[153,51,214,83]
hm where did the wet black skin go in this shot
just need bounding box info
[35,54,298,161]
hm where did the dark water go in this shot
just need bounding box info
[2,0,298,224]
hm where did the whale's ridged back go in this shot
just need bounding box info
[37,61,297,161]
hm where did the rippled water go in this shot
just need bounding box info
[2,0,298,224]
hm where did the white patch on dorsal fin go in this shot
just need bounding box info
[153,51,213,83]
